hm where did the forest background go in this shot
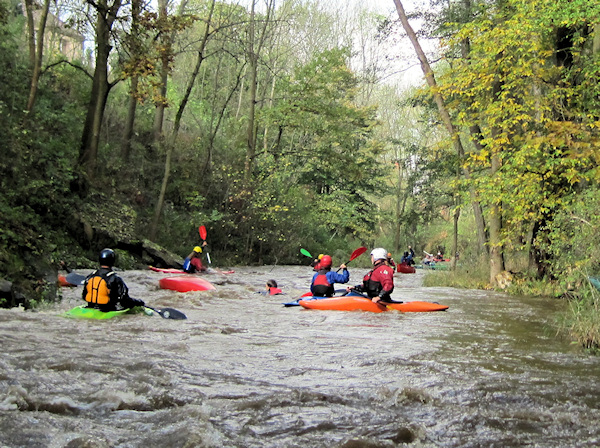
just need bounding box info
[2,0,600,347]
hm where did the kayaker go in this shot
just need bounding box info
[406,246,416,266]
[82,249,145,312]
[256,279,283,295]
[183,241,208,273]
[422,251,435,266]
[400,251,410,264]
[347,248,394,303]
[387,252,396,272]
[310,255,350,297]
[265,279,283,295]
[310,253,324,271]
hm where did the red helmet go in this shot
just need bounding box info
[320,255,332,268]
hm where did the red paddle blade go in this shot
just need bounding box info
[199,225,207,240]
[349,246,368,262]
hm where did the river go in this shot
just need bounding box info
[1,266,599,447]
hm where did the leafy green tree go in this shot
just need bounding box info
[438,0,600,279]
[259,48,384,238]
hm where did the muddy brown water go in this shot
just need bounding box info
[1,266,599,447]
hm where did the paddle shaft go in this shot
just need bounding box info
[337,247,367,272]
[199,225,212,264]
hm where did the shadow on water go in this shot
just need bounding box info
[1,266,599,447]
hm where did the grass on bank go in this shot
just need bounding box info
[556,281,600,352]
[421,262,490,290]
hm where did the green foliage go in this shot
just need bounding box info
[556,283,600,351]
[258,48,385,242]
[541,188,600,286]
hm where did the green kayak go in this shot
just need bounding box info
[65,305,147,320]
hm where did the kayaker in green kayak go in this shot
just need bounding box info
[82,249,145,312]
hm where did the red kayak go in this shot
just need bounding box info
[58,275,73,287]
[299,295,448,313]
[396,263,416,274]
[159,276,216,292]
[149,266,186,274]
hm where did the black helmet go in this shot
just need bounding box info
[99,248,116,266]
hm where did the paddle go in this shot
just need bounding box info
[145,306,187,320]
[300,248,312,258]
[198,225,212,264]
[65,272,86,286]
[337,246,368,272]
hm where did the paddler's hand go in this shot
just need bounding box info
[372,296,381,303]
[131,298,145,307]
[340,263,347,270]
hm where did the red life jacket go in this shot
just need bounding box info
[362,262,394,299]
[312,269,334,297]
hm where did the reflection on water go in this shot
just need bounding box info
[1,266,599,447]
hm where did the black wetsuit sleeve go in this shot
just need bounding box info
[109,276,144,308]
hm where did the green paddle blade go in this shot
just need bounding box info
[300,248,312,258]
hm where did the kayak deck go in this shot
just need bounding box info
[65,306,146,320]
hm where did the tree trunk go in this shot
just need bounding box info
[25,0,50,114]
[121,0,142,161]
[78,0,122,182]
[24,0,35,67]
[488,153,505,284]
[244,0,258,182]
[393,160,405,253]
[243,0,275,182]
[121,75,139,162]
[451,202,460,270]
[152,0,169,141]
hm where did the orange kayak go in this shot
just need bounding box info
[299,295,448,313]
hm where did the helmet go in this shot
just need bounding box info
[193,246,203,253]
[387,252,392,258]
[318,254,324,260]
[370,248,387,262]
[320,255,332,268]
[99,248,116,266]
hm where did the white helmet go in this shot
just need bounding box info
[370,248,388,262]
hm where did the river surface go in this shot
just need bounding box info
[1,266,599,448]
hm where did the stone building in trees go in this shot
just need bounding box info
[27,5,84,60]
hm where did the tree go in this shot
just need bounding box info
[438,0,600,279]
[78,0,124,183]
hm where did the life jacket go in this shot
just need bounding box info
[361,262,392,298]
[268,287,283,295]
[312,269,334,297]
[361,270,379,298]
[84,270,115,305]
